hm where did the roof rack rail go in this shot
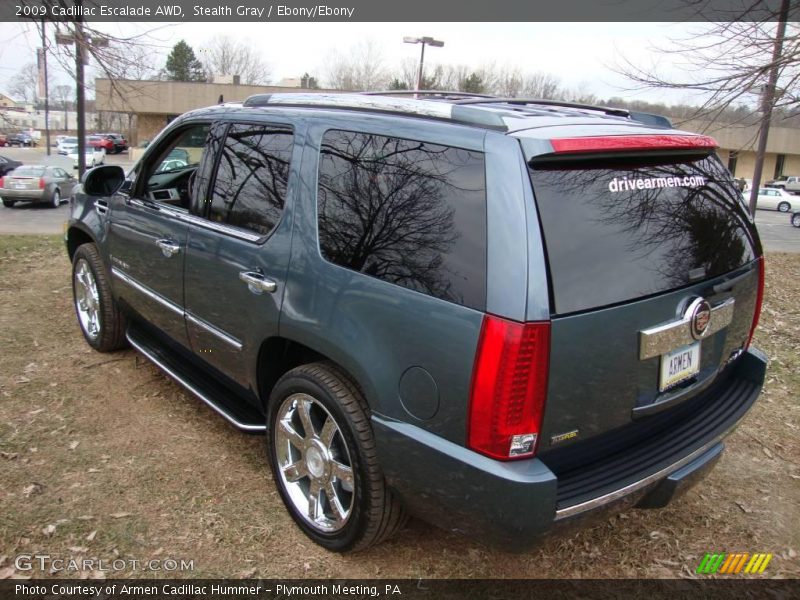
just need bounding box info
[363,90,498,100]
[241,92,509,130]
[451,97,630,118]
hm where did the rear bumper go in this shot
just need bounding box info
[373,347,766,550]
[0,189,48,202]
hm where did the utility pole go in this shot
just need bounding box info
[748,0,790,216]
[40,19,51,155]
[75,13,86,177]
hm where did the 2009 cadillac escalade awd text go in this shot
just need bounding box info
[66,93,766,552]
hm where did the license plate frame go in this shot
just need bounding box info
[659,341,701,392]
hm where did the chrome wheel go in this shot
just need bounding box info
[778,201,790,212]
[51,189,60,208]
[792,213,800,228]
[275,393,355,533]
[74,258,101,340]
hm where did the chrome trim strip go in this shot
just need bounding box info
[186,312,243,351]
[639,298,735,360]
[554,401,749,520]
[177,212,263,242]
[111,267,183,316]
[127,333,265,432]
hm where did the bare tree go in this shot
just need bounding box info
[8,63,40,103]
[52,84,73,130]
[199,35,271,85]
[614,0,797,213]
[323,40,389,91]
[520,72,562,99]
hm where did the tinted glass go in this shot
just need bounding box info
[317,130,487,310]
[529,154,758,315]
[209,123,293,236]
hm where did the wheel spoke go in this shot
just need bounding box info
[331,461,354,489]
[307,481,322,521]
[319,416,337,448]
[282,461,306,482]
[325,482,346,523]
[278,419,305,450]
[297,398,315,439]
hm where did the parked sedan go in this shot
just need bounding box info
[67,147,105,169]
[0,165,77,208]
[0,155,22,177]
[57,136,79,155]
[755,187,795,212]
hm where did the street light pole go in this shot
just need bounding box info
[40,19,51,155]
[403,36,444,95]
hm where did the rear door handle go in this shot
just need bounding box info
[155,239,181,258]
[239,271,277,294]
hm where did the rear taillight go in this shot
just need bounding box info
[0,177,4,188]
[746,257,765,349]
[468,316,551,460]
[39,177,45,189]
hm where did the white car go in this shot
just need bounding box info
[755,187,795,212]
[57,137,79,155]
[67,147,105,169]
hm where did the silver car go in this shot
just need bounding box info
[0,165,77,208]
[755,187,795,212]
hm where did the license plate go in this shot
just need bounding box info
[660,342,700,391]
[12,183,26,189]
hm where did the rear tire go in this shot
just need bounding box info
[2,199,15,208]
[50,189,61,208]
[266,362,406,552]
[778,201,791,212]
[71,243,128,352]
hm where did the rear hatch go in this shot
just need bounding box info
[2,166,45,191]
[519,133,762,453]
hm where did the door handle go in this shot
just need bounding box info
[239,271,277,294]
[155,239,181,258]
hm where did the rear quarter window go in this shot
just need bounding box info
[317,130,487,310]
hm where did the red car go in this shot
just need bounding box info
[87,135,114,153]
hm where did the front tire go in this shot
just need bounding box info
[792,213,800,228]
[778,201,790,212]
[266,362,406,552]
[72,243,128,352]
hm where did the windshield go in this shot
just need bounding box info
[528,153,758,315]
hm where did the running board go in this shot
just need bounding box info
[126,326,266,433]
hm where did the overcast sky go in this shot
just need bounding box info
[0,21,721,105]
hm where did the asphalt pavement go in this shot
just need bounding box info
[1,146,798,252]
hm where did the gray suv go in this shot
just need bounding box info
[66,93,766,552]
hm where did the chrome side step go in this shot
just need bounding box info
[126,331,266,433]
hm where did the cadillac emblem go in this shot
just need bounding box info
[687,297,712,340]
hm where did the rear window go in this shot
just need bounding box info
[528,154,757,315]
[11,166,45,177]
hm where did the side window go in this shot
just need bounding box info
[317,130,487,310]
[143,123,210,209]
[208,123,294,236]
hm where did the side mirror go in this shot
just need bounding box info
[82,165,125,196]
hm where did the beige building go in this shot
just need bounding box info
[95,79,800,181]
[682,119,800,182]
[95,78,331,146]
